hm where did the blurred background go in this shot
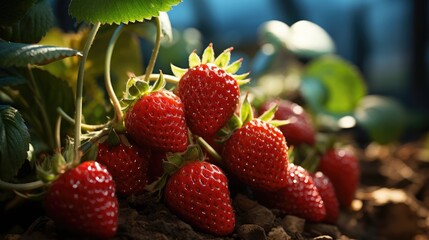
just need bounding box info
[51,0,428,143]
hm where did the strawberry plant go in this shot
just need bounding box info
[1,1,423,239]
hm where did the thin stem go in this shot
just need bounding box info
[196,137,225,167]
[74,22,101,166]
[57,107,108,131]
[137,73,180,84]
[0,179,45,191]
[55,115,61,153]
[105,23,125,124]
[144,17,162,82]
[26,65,55,149]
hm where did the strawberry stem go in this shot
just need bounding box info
[196,137,225,167]
[57,107,108,131]
[144,17,161,82]
[73,22,101,166]
[105,23,125,124]
[0,179,45,191]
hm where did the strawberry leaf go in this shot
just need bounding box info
[0,1,36,26]
[0,68,27,86]
[0,0,54,43]
[0,42,81,67]
[302,56,366,115]
[0,106,30,181]
[151,72,166,92]
[68,0,182,25]
[258,103,278,122]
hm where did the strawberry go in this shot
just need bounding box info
[259,99,316,146]
[44,161,118,238]
[125,88,189,153]
[311,171,339,223]
[96,141,150,196]
[164,161,235,236]
[172,44,249,138]
[222,118,289,192]
[318,147,360,208]
[255,164,326,222]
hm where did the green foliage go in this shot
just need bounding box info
[0,0,54,43]
[0,105,30,181]
[0,0,36,26]
[0,68,27,86]
[354,95,406,144]
[0,41,81,67]
[9,68,75,152]
[69,0,182,25]
[301,56,366,115]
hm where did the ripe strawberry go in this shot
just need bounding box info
[172,44,249,138]
[311,171,339,223]
[45,161,118,238]
[125,90,189,152]
[96,142,150,196]
[255,164,326,222]
[222,118,289,192]
[259,99,316,146]
[318,147,360,208]
[164,161,235,236]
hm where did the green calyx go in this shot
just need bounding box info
[121,72,167,112]
[217,94,290,142]
[144,144,205,199]
[36,140,75,183]
[170,43,250,85]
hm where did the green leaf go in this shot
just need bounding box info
[0,105,30,181]
[170,64,187,78]
[12,69,74,151]
[0,0,54,43]
[0,68,27,86]
[354,95,406,144]
[0,41,81,67]
[301,56,366,115]
[0,0,36,26]
[151,72,166,92]
[69,0,182,25]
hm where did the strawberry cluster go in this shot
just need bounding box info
[44,44,360,238]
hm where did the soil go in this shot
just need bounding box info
[1,139,429,240]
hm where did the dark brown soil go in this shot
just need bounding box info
[2,140,429,240]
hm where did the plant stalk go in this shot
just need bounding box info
[105,23,125,124]
[138,73,179,84]
[196,137,225,167]
[73,22,101,166]
[144,17,162,82]
[0,179,45,191]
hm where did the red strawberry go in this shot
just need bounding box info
[318,147,360,208]
[255,164,326,222]
[45,161,118,238]
[148,149,167,183]
[96,142,150,196]
[311,171,340,223]
[222,118,289,192]
[125,90,189,152]
[172,44,248,138]
[164,161,235,236]
[179,64,240,138]
[259,99,316,146]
